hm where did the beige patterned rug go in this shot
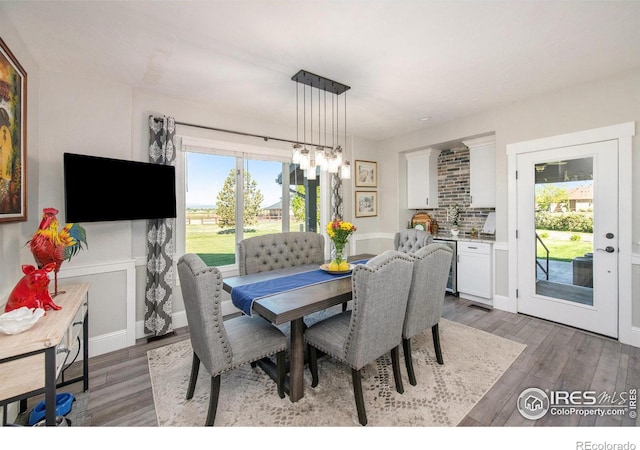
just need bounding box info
[147,318,525,427]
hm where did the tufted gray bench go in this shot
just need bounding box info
[237,232,325,276]
[394,229,434,253]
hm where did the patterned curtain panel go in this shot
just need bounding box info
[330,173,343,220]
[145,115,176,337]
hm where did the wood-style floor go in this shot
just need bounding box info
[23,294,640,426]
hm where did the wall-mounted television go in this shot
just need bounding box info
[63,152,177,223]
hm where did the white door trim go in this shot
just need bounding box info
[507,122,636,345]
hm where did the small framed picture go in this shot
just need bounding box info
[354,160,377,188]
[355,191,378,218]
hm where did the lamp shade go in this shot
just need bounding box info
[340,160,351,179]
[299,148,310,170]
[307,160,317,180]
[292,145,301,164]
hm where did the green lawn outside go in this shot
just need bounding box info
[186,220,306,266]
[186,227,593,266]
[536,230,593,262]
[188,224,591,265]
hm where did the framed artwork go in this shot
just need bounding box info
[0,38,27,223]
[355,160,377,187]
[355,191,378,218]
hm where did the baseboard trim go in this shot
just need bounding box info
[89,330,129,357]
[625,326,640,347]
[90,306,241,357]
[492,294,516,313]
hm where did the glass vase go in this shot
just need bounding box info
[331,241,348,265]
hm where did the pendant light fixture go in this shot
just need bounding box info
[291,70,351,180]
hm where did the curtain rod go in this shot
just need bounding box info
[170,119,333,150]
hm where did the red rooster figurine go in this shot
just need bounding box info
[28,207,88,297]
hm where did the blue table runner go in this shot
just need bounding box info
[231,259,369,316]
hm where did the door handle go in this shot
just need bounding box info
[596,246,615,253]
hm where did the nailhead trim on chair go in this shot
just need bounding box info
[342,252,412,365]
[193,266,233,365]
[189,264,287,373]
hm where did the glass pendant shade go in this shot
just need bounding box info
[315,148,326,169]
[292,145,301,164]
[340,160,351,179]
[307,160,317,180]
[299,148,310,170]
[328,155,339,174]
[292,71,351,179]
[335,147,343,166]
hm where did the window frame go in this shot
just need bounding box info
[176,135,328,276]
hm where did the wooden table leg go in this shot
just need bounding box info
[289,318,305,402]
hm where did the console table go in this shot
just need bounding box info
[0,283,90,426]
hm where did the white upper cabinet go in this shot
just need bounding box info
[406,148,440,209]
[463,135,496,208]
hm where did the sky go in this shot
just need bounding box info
[185,151,593,211]
[185,152,286,209]
[536,180,592,190]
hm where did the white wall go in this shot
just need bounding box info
[379,67,640,244]
[347,135,390,254]
[35,70,135,350]
[0,14,40,305]
[0,11,40,425]
[377,67,640,337]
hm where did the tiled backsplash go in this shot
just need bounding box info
[427,146,495,235]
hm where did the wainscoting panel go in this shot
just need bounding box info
[58,260,136,356]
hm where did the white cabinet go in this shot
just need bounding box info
[406,148,440,209]
[457,241,492,305]
[463,136,495,208]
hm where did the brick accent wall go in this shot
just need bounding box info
[425,146,495,235]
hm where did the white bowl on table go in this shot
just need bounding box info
[0,307,46,335]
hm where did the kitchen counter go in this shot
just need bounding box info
[431,233,496,244]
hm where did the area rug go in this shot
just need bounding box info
[147,318,525,427]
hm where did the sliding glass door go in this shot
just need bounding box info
[183,147,320,268]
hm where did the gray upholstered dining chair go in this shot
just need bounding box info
[237,231,346,314]
[304,250,414,426]
[394,229,433,253]
[237,231,324,276]
[177,253,287,426]
[402,243,453,385]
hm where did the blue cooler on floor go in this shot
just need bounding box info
[28,392,75,426]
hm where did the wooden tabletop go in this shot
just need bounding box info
[0,283,90,402]
[0,283,90,361]
[223,254,374,325]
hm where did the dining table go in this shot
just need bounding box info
[222,253,374,403]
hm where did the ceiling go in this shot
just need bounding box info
[2,1,640,142]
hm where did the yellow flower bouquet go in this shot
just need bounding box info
[325,219,357,271]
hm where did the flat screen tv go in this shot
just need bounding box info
[63,152,177,223]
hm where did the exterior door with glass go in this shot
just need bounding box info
[516,139,618,338]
